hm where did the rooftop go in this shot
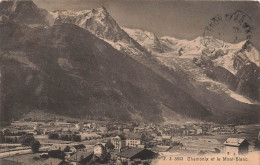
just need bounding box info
[125,133,142,139]
[73,144,86,150]
[224,138,249,147]
[117,147,145,158]
[151,146,171,153]
[68,151,93,162]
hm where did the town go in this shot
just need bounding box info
[0,113,259,165]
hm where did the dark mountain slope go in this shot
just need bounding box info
[0,0,51,25]
[0,22,211,123]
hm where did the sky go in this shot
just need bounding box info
[34,0,260,49]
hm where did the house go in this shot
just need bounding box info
[161,135,171,140]
[80,132,101,140]
[224,138,249,156]
[134,127,145,133]
[94,144,106,157]
[67,151,94,165]
[154,136,163,142]
[71,144,86,152]
[98,126,108,134]
[151,145,171,154]
[111,135,126,151]
[188,129,196,135]
[125,133,141,147]
[50,144,70,151]
[75,123,84,132]
[182,129,189,136]
[196,128,203,135]
[117,147,158,162]
[123,129,130,133]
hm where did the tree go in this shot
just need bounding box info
[20,135,35,146]
[48,150,66,159]
[72,134,81,142]
[105,139,115,150]
[0,133,5,143]
[31,140,41,153]
[63,145,71,152]
[3,129,12,136]
[48,132,59,140]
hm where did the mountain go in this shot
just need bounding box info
[0,0,259,124]
[51,8,148,58]
[154,35,260,102]
[0,0,53,25]
[123,28,164,53]
[0,20,215,124]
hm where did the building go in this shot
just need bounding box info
[71,144,86,152]
[75,123,84,132]
[134,127,145,133]
[67,151,93,165]
[182,129,189,136]
[196,128,203,135]
[224,138,249,156]
[98,126,108,134]
[111,136,126,151]
[117,147,158,162]
[151,145,171,154]
[94,144,106,157]
[80,132,101,140]
[125,133,141,147]
[123,129,130,133]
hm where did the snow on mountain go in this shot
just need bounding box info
[160,36,260,74]
[51,7,147,57]
[154,35,260,104]
[154,51,257,105]
[123,28,164,53]
[160,36,235,55]
[160,36,205,55]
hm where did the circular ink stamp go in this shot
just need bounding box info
[202,10,253,48]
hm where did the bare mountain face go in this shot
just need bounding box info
[0,0,53,25]
[0,0,259,124]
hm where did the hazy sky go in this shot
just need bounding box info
[34,0,260,49]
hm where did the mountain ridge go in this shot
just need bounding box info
[0,21,215,124]
[0,0,259,124]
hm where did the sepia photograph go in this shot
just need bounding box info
[0,0,259,164]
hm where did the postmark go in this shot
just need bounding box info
[203,10,253,48]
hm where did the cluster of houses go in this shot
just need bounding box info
[0,136,252,165]
[1,121,238,142]
[0,120,258,165]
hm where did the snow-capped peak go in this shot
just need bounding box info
[50,7,147,57]
[123,28,164,53]
[159,35,260,74]
[94,6,108,14]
